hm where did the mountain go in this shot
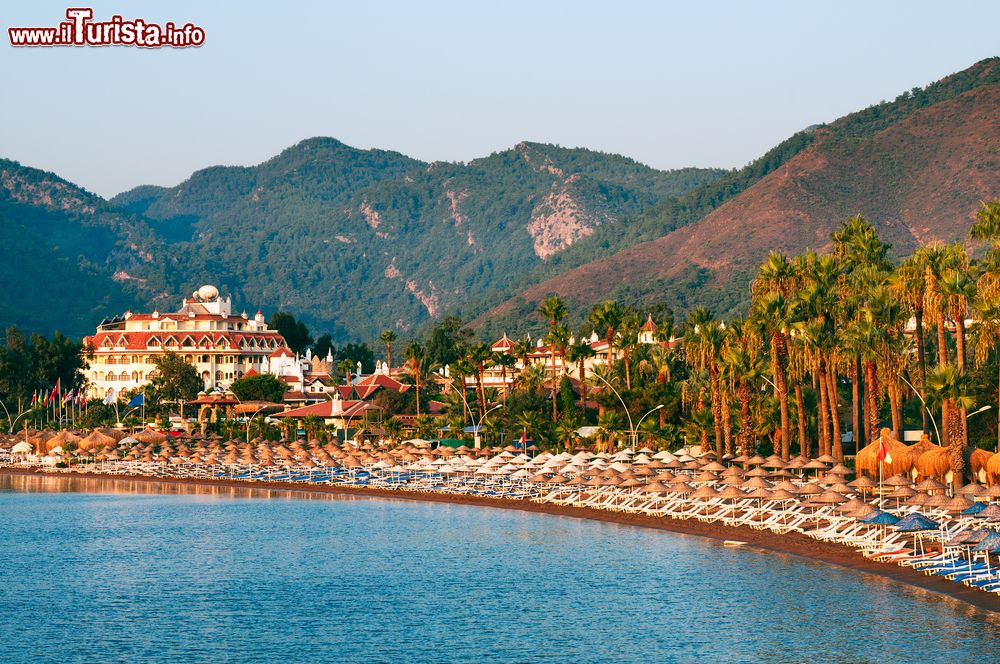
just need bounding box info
[0,160,155,334]
[108,139,721,340]
[1,139,722,339]
[475,57,1000,338]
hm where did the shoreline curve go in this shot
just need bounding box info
[4,466,1000,615]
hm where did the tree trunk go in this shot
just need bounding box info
[795,382,807,459]
[915,305,927,432]
[828,363,843,461]
[721,390,732,456]
[578,362,586,408]
[851,356,860,452]
[738,381,753,457]
[864,360,880,446]
[955,318,966,372]
[551,352,558,421]
[710,366,724,459]
[948,401,966,493]
[624,349,632,390]
[889,381,902,443]
[938,316,949,445]
[773,333,791,460]
[816,365,829,459]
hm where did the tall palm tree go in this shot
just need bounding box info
[723,345,766,457]
[686,316,727,459]
[751,293,794,459]
[466,342,493,420]
[617,308,642,390]
[972,298,1000,450]
[890,253,930,432]
[589,300,624,365]
[926,365,976,492]
[403,342,428,416]
[565,338,596,409]
[492,351,516,404]
[544,324,571,421]
[940,262,975,372]
[380,330,397,372]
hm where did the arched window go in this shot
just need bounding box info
[119,372,129,381]
[215,370,223,381]
[106,373,115,382]
[131,371,139,381]
[107,356,117,365]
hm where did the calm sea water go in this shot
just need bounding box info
[2,475,999,663]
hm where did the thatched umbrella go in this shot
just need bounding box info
[902,434,940,480]
[855,429,909,478]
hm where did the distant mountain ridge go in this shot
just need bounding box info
[1,139,722,339]
[3,58,996,343]
[475,57,1000,338]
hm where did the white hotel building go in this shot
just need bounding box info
[83,285,291,399]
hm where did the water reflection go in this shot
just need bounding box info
[0,473,359,502]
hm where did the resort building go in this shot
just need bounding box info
[82,285,290,399]
[465,316,680,397]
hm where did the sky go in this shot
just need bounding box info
[3,1,999,198]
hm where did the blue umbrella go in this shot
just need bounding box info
[972,531,1000,554]
[962,501,989,515]
[861,510,900,525]
[894,513,940,532]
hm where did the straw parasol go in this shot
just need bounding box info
[855,428,909,477]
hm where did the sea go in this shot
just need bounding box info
[2,474,999,663]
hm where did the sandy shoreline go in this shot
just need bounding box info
[4,466,999,615]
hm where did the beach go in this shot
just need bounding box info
[5,466,998,615]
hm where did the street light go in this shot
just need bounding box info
[224,390,272,444]
[474,403,504,449]
[633,404,664,448]
[587,367,634,450]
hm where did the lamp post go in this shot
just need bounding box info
[474,403,504,450]
[633,404,664,448]
[587,367,633,450]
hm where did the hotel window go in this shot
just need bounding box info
[119,372,129,381]
[107,356,117,365]
[215,370,223,381]
[131,371,139,381]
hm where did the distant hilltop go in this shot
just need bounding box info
[1,58,997,343]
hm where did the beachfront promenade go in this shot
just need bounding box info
[6,436,1000,603]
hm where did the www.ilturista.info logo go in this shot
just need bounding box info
[8,8,205,48]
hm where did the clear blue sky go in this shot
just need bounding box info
[3,0,998,197]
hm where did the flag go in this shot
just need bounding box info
[877,436,893,464]
[127,393,145,407]
[64,389,75,404]
[78,391,86,406]
[102,389,117,405]
[519,431,527,448]
[30,390,37,407]
[49,379,60,402]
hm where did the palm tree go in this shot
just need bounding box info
[337,358,355,386]
[466,342,493,420]
[723,345,765,457]
[492,352,516,404]
[544,324,570,421]
[926,365,976,492]
[554,416,581,452]
[412,414,436,440]
[751,293,794,459]
[380,330,397,372]
[403,342,428,416]
[565,339,596,409]
[686,315,727,459]
[382,417,404,445]
[940,263,975,371]
[972,298,1000,450]
[589,300,624,365]
[890,253,930,432]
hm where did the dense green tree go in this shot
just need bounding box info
[269,312,312,354]
[147,352,202,415]
[229,373,288,403]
